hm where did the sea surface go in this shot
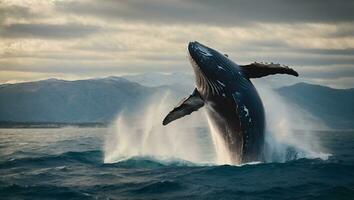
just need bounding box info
[1,127,354,200]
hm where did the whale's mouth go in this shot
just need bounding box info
[188,52,222,96]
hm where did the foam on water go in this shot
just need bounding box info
[104,86,330,165]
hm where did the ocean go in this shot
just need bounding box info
[1,127,354,200]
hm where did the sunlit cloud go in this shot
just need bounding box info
[0,0,354,88]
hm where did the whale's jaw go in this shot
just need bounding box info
[188,53,211,96]
[188,42,224,97]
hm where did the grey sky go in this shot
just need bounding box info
[0,0,353,88]
[0,23,101,38]
[57,0,354,25]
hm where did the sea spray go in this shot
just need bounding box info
[205,113,233,165]
[104,86,330,165]
[104,91,215,164]
[256,84,330,162]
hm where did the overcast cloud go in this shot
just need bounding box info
[0,0,354,88]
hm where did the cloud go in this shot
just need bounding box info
[299,65,354,79]
[0,5,34,23]
[309,77,354,89]
[0,0,353,88]
[0,23,101,39]
[56,0,354,25]
[323,24,354,38]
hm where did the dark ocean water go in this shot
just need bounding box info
[1,128,354,200]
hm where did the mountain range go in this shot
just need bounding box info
[277,83,354,129]
[0,77,154,123]
[0,73,353,129]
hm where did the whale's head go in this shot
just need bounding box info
[188,41,240,96]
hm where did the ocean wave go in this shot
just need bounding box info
[0,150,102,169]
[1,152,353,200]
[0,184,93,199]
[103,156,200,169]
[0,149,344,171]
[131,180,184,194]
[103,154,333,169]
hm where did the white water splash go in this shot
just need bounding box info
[104,92,215,164]
[256,85,331,162]
[205,113,233,165]
[104,86,330,165]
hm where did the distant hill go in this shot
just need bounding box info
[276,83,354,129]
[0,77,159,123]
[0,76,353,129]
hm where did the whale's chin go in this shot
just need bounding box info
[188,53,204,91]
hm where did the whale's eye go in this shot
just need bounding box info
[224,54,228,57]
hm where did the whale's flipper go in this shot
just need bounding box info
[162,89,204,125]
[240,62,299,78]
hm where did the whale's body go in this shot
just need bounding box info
[163,42,298,164]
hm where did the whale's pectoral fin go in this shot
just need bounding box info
[162,89,204,125]
[240,62,299,78]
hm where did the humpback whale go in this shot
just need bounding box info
[163,41,299,164]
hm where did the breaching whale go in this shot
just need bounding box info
[163,41,299,164]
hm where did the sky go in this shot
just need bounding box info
[1,0,354,88]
